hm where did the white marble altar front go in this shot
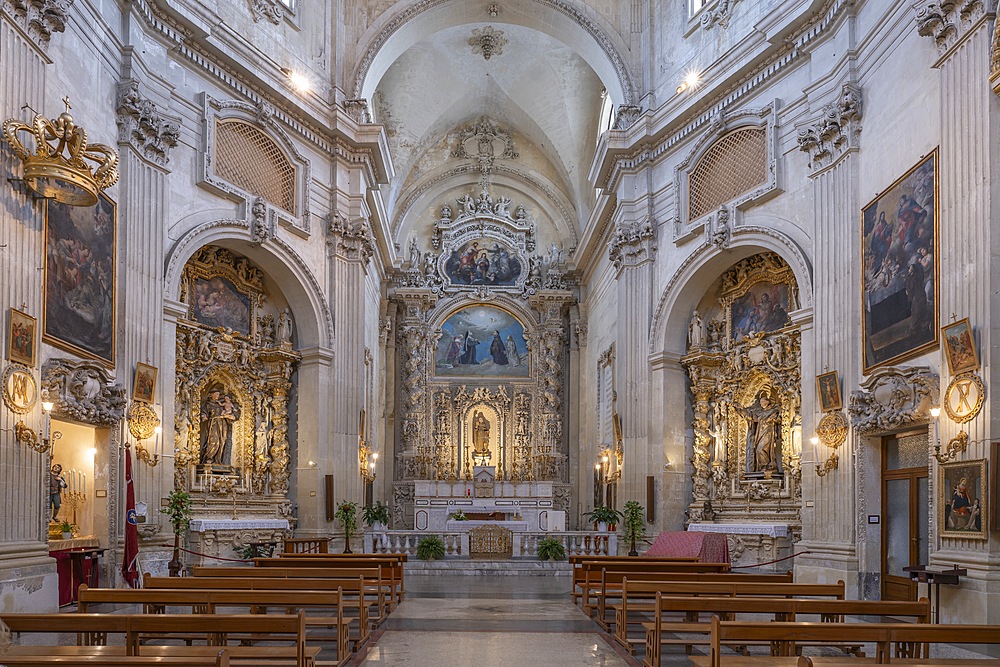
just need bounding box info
[687,522,792,572]
[413,478,555,532]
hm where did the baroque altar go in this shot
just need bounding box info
[682,253,803,564]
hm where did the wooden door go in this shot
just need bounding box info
[881,429,929,601]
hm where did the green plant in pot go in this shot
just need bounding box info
[59,521,73,539]
[537,537,566,561]
[362,501,391,531]
[165,489,193,577]
[622,500,647,557]
[416,535,446,560]
[334,500,358,553]
[584,505,622,531]
[448,510,468,521]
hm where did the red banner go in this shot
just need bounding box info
[121,445,139,588]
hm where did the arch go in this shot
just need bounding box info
[353,0,636,105]
[428,293,539,333]
[164,218,333,349]
[648,227,813,358]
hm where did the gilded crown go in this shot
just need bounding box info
[2,98,119,206]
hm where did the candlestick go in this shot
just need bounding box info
[83,472,86,495]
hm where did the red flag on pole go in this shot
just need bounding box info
[122,445,139,588]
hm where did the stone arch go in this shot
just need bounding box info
[353,0,636,105]
[428,293,539,333]
[164,219,333,349]
[648,227,813,358]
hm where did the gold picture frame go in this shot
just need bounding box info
[939,458,988,540]
[861,150,938,373]
[816,370,842,412]
[132,362,158,403]
[941,317,979,376]
[7,308,37,368]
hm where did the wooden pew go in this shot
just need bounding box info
[576,561,734,614]
[1,613,315,666]
[610,578,844,644]
[0,650,230,666]
[283,537,329,553]
[77,583,361,651]
[567,556,709,602]
[640,594,929,666]
[276,551,408,563]
[250,556,406,606]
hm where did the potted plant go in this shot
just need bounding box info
[334,500,358,554]
[416,535,446,561]
[448,510,468,521]
[622,500,647,557]
[59,521,73,540]
[537,537,566,561]
[584,506,622,532]
[362,501,391,531]
[165,489,193,577]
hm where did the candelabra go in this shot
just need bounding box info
[64,490,86,529]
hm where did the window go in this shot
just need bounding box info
[278,0,295,8]
[214,119,297,214]
[687,127,767,220]
[597,88,615,143]
[690,0,710,15]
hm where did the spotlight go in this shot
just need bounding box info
[929,407,941,418]
[676,70,701,95]
[281,68,312,94]
[810,436,819,445]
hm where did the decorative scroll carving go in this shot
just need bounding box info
[2,0,74,46]
[451,117,519,177]
[848,366,939,434]
[327,210,374,263]
[796,84,862,175]
[609,218,656,273]
[612,105,643,130]
[343,99,372,124]
[914,0,985,57]
[249,198,272,244]
[115,79,180,166]
[467,26,508,61]
[41,359,125,426]
[700,0,741,29]
[249,0,285,24]
[127,401,160,440]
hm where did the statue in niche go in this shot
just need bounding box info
[472,410,491,462]
[408,238,421,269]
[49,463,67,522]
[736,391,782,474]
[689,310,705,349]
[277,309,294,345]
[200,384,241,466]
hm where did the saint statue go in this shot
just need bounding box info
[200,384,241,466]
[689,310,705,349]
[472,410,491,460]
[277,309,294,345]
[737,391,782,473]
[49,463,67,522]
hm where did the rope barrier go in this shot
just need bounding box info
[729,550,812,569]
[177,547,252,563]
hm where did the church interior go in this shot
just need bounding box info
[2,0,1000,664]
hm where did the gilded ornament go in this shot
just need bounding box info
[816,411,848,448]
[933,430,969,464]
[2,98,119,206]
[815,451,839,477]
[3,364,37,414]
[15,420,48,454]
[943,372,984,424]
[127,401,160,440]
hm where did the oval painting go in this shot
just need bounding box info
[437,306,529,377]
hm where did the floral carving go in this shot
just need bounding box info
[914,0,984,56]
[797,84,862,175]
[41,359,126,426]
[849,366,939,434]
[609,218,656,273]
[116,79,180,166]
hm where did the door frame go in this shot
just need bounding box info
[880,428,929,601]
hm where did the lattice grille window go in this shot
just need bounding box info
[214,119,296,213]
[688,127,767,220]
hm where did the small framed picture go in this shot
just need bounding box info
[940,458,988,540]
[941,318,979,375]
[132,362,158,403]
[816,370,842,412]
[8,308,37,368]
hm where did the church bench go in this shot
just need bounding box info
[275,552,407,563]
[568,556,721,603]
[0,650,230,666]
[2,645,336,666]
[189,565,394,616]
[250,556,405,606]
[606,578,844,640]
[575,562,740,614]
[639,594,929,666]
[688,659,1000,667]
[283,537,329,554]
[77,583,361,652]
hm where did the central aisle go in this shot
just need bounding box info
[354,574,634,666]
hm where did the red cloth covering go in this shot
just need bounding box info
[50,549,99,606]
[122,446,139,587]
[643,530,730,564]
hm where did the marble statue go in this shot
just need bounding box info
[408,238,421,269]
[277,309,294,345]
[689,310,705,349]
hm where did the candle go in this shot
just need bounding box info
[83,472,86,495]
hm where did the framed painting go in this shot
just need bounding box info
[133,362,158,403]
[44,194,117,366]
[941,318,978,375]
[861,151,938,373]
[729,281,791,342]
[191,275,252,335]
[939,458,987,540]
[992,442,1000,532]
[444,238,523,286]
[816,371,842,412]
[7,308,37,367]
[435,305,529,378]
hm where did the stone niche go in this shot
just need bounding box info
[173,246,299,563]
[682,252,803,564]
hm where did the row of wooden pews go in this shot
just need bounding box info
[571,557,997,667]
[0,549,406,667]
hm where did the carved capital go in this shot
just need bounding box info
[914,0,985,58]
[115,79,180,167]
[612,105,643,130]
[249,0,286,24]
[327,211,374,263]
[796,84,862,176]
[609,218,657,273]
[849,365,939,434]
[343,99,372,124]
[2,0,74,47]
[41,359,126,426]
[701,0,740,29]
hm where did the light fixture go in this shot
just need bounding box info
[154,425,162,435]
[594,463,601,471]
[676,70,701,95]
[810,436,819,445]
[280,68,312,94]
[930,407,941,418]
[42,400,54,412]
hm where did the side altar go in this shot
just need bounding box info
[412,467,565,532]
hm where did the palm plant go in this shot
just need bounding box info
[622,500,647,556]
[166,489,193,576]
[334,500,358,553]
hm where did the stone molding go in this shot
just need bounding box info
[249,0,287,24]
[848,366,939,434]
[1,0,74,47]
[700,0,741,29]
[914,0,986,58]
[343,99,372,124]
[609,218,657,273]
[116,79,180,167]
[796,84,862,177]
[41,359,126,426]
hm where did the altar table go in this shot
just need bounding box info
[644,530,730,563]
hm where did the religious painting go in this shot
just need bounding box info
[816,371,842,412]
[7,308,36,367]
[436,305,529,377]
[730,281,791,342]
[992,442,1000,532]
[44,194,116,366]
[861,151,938,373]
[132,362,158,403]
[940,458,987,540]
[191,275,252,335]
[444,238,523,286]
[941,318,978,375]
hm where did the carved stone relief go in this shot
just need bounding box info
[41,359,126,426]
[796,84,862,176]
[848,366,939,434]
[914,0,986,57]
[116,79,180,167]
[249,0,286,24]
[609,218,657,273]
[328,210,374,263]
[1,0,74,46]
